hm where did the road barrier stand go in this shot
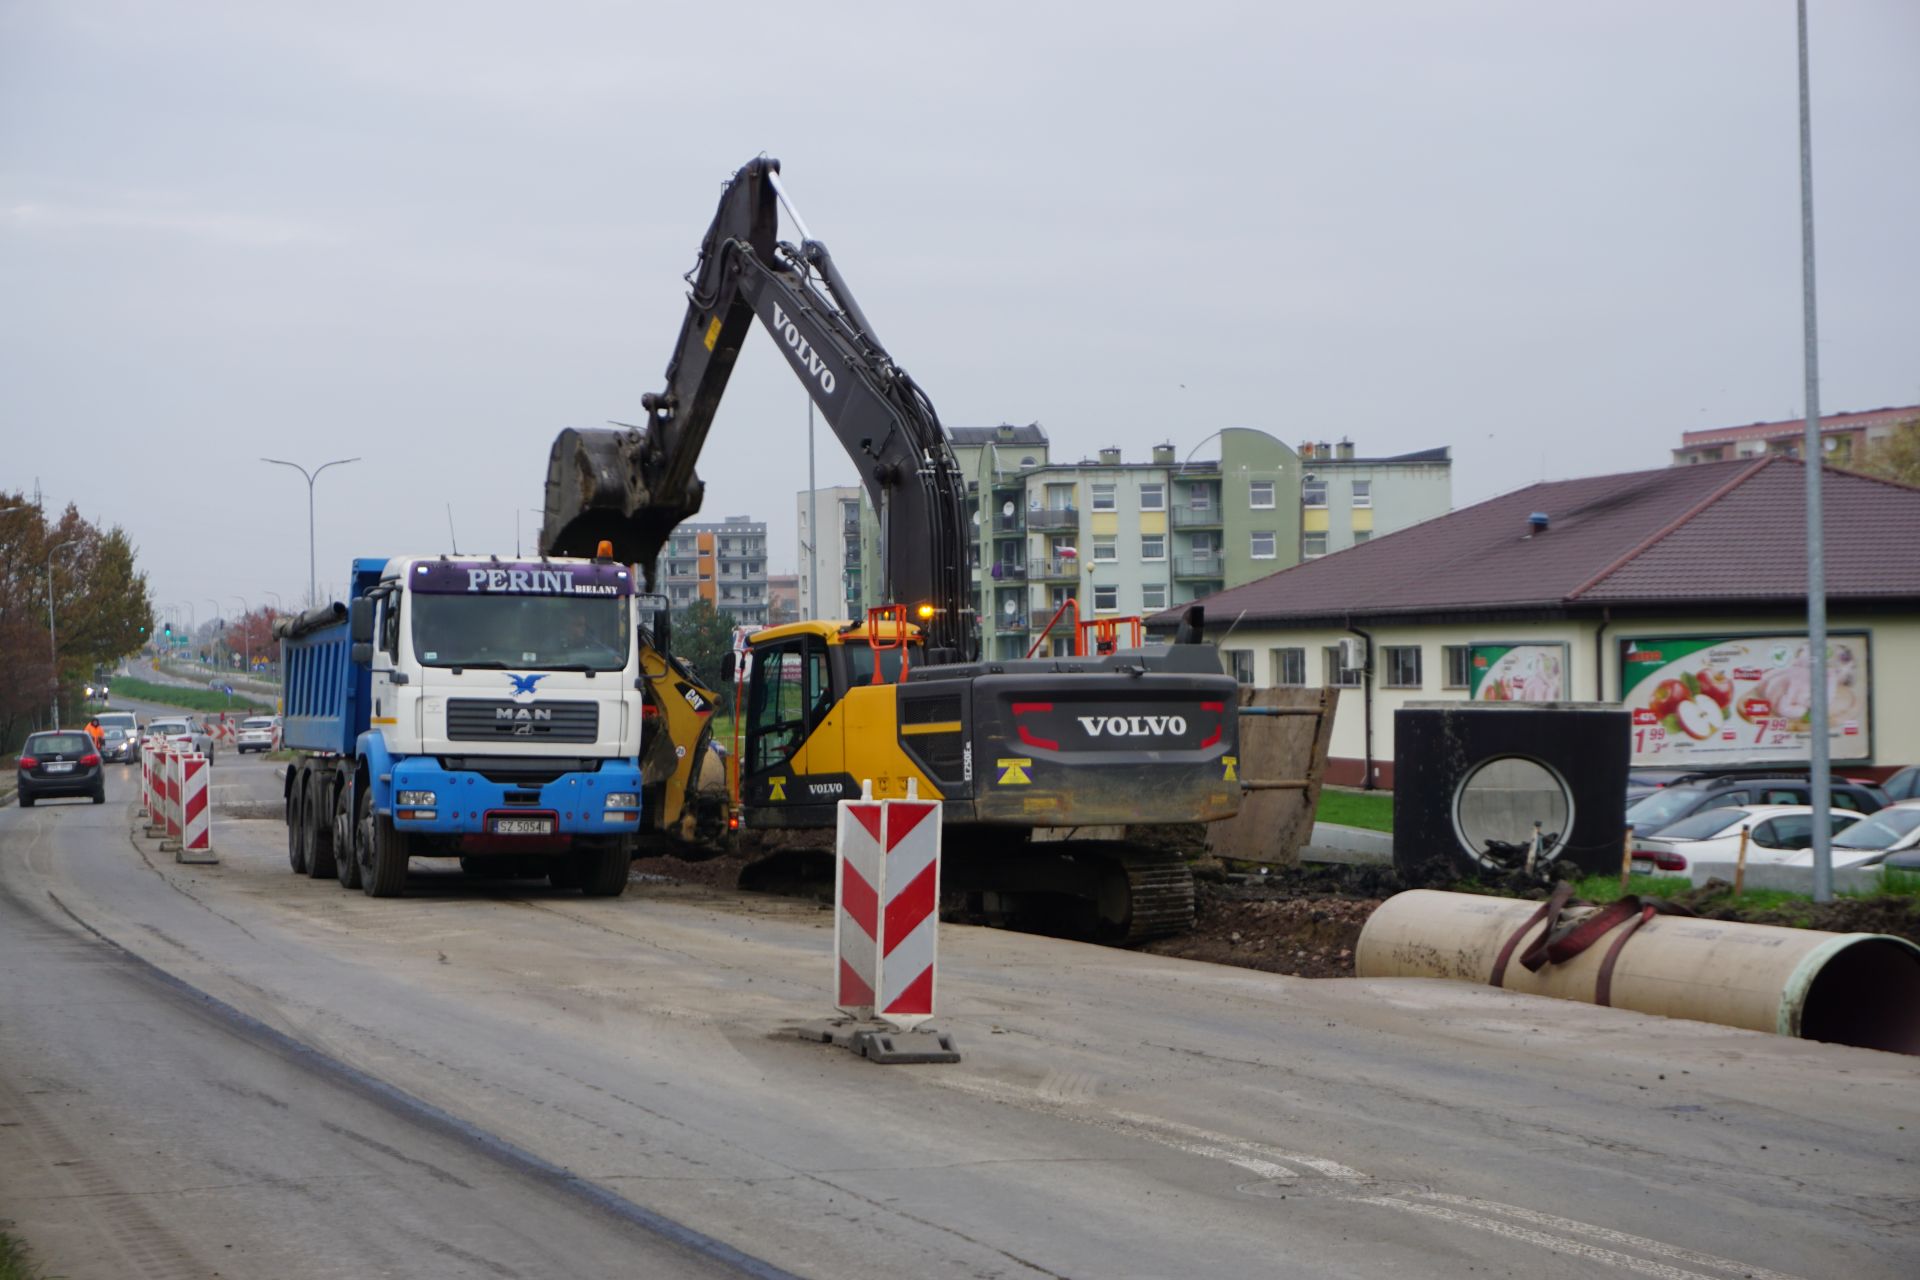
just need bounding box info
[159,747,184,852]
[176,752,217,864]
[791,780,960,1064]
[141,739,166,836]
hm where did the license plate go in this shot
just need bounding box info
[45,761,74,774]
[490,816,553,835]
[1630,858,1654,874]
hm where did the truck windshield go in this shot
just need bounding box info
[411,594,630,671]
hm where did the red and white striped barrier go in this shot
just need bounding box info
[835,786,943,1028]
[162,747,184,847]
[177,752,214,862]
[139,738,157,820]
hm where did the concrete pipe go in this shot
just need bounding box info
[1355,890,1920,1055]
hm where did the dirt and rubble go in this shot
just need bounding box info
[639,844,1920,981]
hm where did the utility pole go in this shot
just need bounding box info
[46,539,81,730]
[808,397,819,619]
[1797,0,1832,902]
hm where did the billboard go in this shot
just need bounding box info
[1468,643,1567,702]
[1619,633,1870,766]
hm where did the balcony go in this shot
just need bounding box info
[1171,506,1222,529]
[1034,557,1082,581]
[1027,507,1079,531]
[992,514,1024,536]
[995,615,1030,634]
[1173,555,1225,581]
[986,560,1027,581]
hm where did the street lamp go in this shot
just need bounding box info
[230,595,252,674]
[46,538,82,730]
[262,456,360,608]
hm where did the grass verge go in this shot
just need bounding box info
[109,676,272,715]
[1315,788,1393,833]
[0,1230,47,1280]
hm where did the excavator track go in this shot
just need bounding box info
[1115,846,1197,944]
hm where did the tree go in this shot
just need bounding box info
[0,493,154,750]
[670,599,740,692]
[1848,415,1920,488]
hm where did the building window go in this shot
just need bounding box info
[1302,480,1327,508]
[1141,582,1167,611]
[1091,483,1117,511]
[1093,534,1117,562]
[1226,650,1254,685]
[1384,646,1422,689]
[1303,531,1328,558]
[1352,530,1371,545]
[1249,480,1275,509]
[1140,533,1165,561]
[1324,645,1362,688]
[1139,482,1165,511]
[1250,530,1277,559]
[1272,647,1306,686]
[1188,486,1212,512]
[1352,480,1372,508]
[1093,584,1118,613]
[1443,645,1473,690]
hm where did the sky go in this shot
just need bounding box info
[3,0,1917,622]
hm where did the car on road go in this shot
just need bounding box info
[1626,775,1885,836]
[236,716,278,753]
[1630,804,1861,874]
[99,725,139,764]
[148,716,215,762]
[94,711,140,759]
[15,730,106,806]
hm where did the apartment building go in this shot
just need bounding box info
[660,515,770,624]
[1671,405,1917,469]
[795,484,866,621]
[809,424,1450,660]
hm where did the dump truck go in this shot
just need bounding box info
[274,553,650,896]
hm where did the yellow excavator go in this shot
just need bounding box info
[543,159,1239,939]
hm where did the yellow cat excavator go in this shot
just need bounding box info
[541,158,1239,940]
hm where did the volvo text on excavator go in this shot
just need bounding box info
[540,158,1239,940]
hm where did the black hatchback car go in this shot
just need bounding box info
[16,730,106,806]
[1626,774,1886,836]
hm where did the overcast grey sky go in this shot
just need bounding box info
[4,1,1916,619]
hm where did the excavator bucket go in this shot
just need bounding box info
[538,426,703,580]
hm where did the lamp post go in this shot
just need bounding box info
[46,538,82,729]
[261,456,360,608]
[206,597,223,668]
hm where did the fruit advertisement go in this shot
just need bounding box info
[1619,634,1870,765]
[1469,644,1567,702]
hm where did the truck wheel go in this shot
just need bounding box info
[288,783,310,874]
[305,781,337,880]
[578,842,631,898]
[357,787,409,898]
[333,785,361,890]
[547,856,580,890]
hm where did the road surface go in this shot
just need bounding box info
[2,755,1913,1278]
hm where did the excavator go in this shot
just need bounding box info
[541,158,1239,940]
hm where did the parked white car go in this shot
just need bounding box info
[147,717,215,762]
[1776,800,1920,871]
[235,716,278,754]
[1631,804,1860,874]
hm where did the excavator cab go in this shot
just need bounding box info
[736,613,931,825]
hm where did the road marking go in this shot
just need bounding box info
[934,1075,1800,1278]
[1413,1194,1804,1280]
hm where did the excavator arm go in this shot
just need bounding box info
[540,157,976,661]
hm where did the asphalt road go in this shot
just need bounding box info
[2,756,1914,1279]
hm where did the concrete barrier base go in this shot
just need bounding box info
[1689,860,1888,895]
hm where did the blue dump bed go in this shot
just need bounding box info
[276,602,369,755]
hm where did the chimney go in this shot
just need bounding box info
[1336,438,1355,460]
[1151,443,1175,465]
[996,423,1015,440]
[1299,441,1315,459]
[1529,512,1550,533]
[1318,441,1332,458]
[1098,447,1122,465]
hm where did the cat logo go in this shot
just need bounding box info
[1222,755,1238,782]
[768,776,788,801]
[996,757,1032,786]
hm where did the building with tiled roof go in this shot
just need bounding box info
[1155,456,1920,788]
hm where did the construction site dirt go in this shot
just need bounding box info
[645,845,1920,983]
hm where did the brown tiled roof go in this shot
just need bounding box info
[1157,457,1920,626]
[1680,405,1918,448]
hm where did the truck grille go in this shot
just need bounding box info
[446,700,599,744]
